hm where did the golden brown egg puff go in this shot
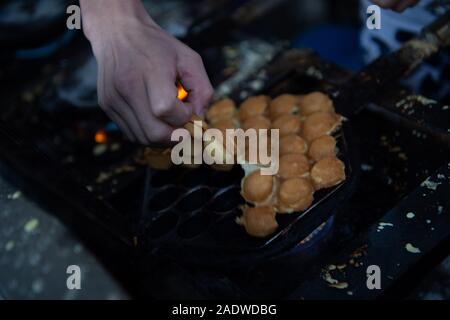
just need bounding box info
[278,154,310,179]
[213,118,239,134]
[241,115,271,131]
[302,112,342,142]
[308,135,337,162]
[299,92,334,117]
[279,135,308,156]
[236,206,278,238]
[269,94,302,120]
[241,169,277,205]
[206,98,237,124]
[277,178,314,213]
[310,156,346,190]
[239,95,270,122]
[271,114,302,137]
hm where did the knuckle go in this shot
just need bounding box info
[152,98,174,118]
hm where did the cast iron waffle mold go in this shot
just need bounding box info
[138,71,360,267]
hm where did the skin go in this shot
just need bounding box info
[371,0,420,12]
[80,0,213,145]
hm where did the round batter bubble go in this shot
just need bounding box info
[236,206,278,238]
[271,114,302,137]
[269,94,301,120]
[279,135,308,156]
[241,170,276,205]
[241,115,271,131]
[213,118,238,133]
[299,92,334,117]
[302,112,341,142]
[277,178,314,213]
[311,156,346,190]
[278,154,310,179]
[308,135,337,162]
[206,98,237,124]
[239,95,270,122]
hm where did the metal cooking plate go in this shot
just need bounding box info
[138,71,358,264]
[140,127,354,250]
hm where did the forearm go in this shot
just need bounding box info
[79,0,157,40]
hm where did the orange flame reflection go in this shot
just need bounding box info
[177,82,189,101]
[95,130,107,144]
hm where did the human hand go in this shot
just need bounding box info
[80,0,213,145]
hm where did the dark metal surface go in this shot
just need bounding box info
[289,162,450,300]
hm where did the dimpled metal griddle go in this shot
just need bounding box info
[138,71,360,267]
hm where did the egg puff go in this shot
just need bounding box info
[239,95,270,122]
[236,205,278,238]
[213,118,239,132]
[308,135,337,162]
[271,114,302,137]
[279,135,308,156]
[311,156,346,190]
[276,178,314,213]
[206,98,237,124]
[278,154,310,179]
[299,92,334,117]
[302,112,342,142]
[241,115,271,131]
[241,169,278,206]
[269,94,302,120]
